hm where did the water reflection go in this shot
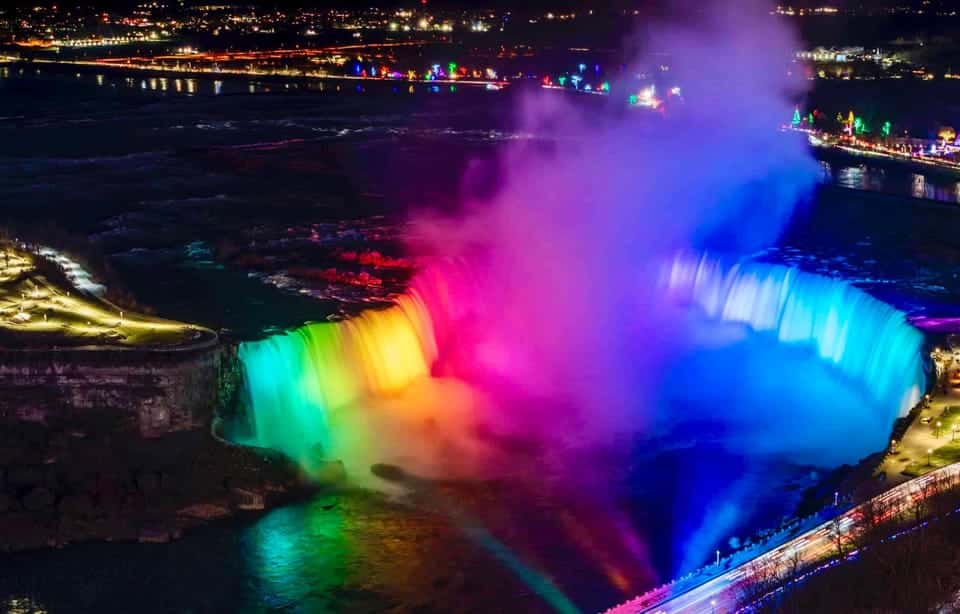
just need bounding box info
[245,500,350,609]
[820,160,960,205]
[241,493,559,612]
[836,164,863,189]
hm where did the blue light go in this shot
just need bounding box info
[660,252,925,573]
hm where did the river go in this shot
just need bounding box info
[2,63,960,614]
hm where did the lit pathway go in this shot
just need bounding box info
[879,394,957,484]
[879,357,960,484]
[601,461,960,614]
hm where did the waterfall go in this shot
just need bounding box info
[237,291,437,468]
[236,255,927,474]
[663,252,926,418]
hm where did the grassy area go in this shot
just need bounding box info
[903,439,960,477]
[898,405,960,477]
[0,243,211,348]
[936,405,960,438]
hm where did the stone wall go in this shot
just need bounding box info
[0,342,228,437]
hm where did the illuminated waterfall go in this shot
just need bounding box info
[663,252,926,418]
[237,292,438,468]
[237,255,926,476]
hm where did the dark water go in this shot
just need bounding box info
[3,65,960,613]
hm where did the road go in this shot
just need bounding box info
[602,462,960,614]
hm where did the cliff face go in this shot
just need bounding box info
[0,341,342,551]
[0,344,226,437]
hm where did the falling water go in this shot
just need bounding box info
[237,292,438,469]
[236,253,927,478]
[663,252,926,418]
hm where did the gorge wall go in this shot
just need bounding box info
[0,341,328,552]
[0,341,234,437]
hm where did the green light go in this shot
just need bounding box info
[853,117,868,134]
[601,81,610,92]
[882,121,891,137]
[628,94,638,105]
[808,112,814,125]
[448,62,457,75]
[792,108,801,126]
[558,75,567,86]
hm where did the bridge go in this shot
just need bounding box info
[601,460,960,614]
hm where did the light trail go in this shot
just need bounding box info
[92,40,433,64]
[23,57,510,88]
[601,462,960,614]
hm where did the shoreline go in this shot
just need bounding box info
[3,57,511,91]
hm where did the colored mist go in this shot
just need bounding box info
[235,253,926,579]
[237,254,925,472]
[232,0,927,601]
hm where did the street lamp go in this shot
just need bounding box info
[937,421,943,438]
[928,448,934,466]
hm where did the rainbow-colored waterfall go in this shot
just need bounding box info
[236,255,927,476]
[238,291,439,470]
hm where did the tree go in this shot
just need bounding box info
[908,486,930,530]
[736,558,784,609]
[853,495,887,548]
[828,515,855,559]
[786,547,804,579]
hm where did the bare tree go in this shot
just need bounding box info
[908,486,930,530]
[927,472,960,518]
[736,558,784,609]
[786,547,804,579]
[828,515,853,559]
